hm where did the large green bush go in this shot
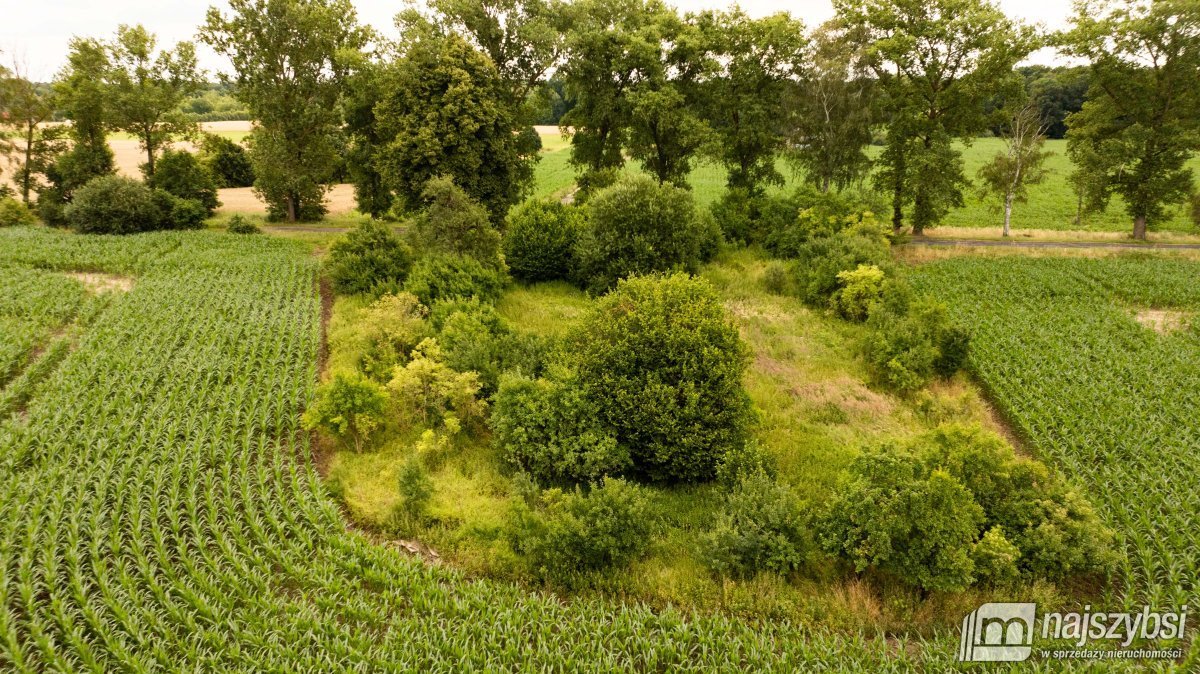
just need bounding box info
[570,273,752,483]
[199,133,255,188]
[0,198,37,227]
[492,372,628,484]
[326,220,414,296]
[146,149,221,216]
[817,424,1115,592]
[64,176,203,234]
[861,297,971,392]
[503,200,584,282]
[410,176,504,268]
[301,372,389,452]
[508,478,654,583]
[435,301,548,395]
[788,230,892,309]
[574,176,715,293]
[703,472,813,578]
[403,254,507,306]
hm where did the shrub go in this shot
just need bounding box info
[326,220,414,296]
[352,292,432,381]
[386,338,486,433]
[703,472,812,578]
[509,478,654,582]
[0,198,37,227]
[831,264,887,321]
[64,176,200,234]
[818,424,1115,592]
[817,446,984,593]
[763,189,882,258]
[404,254,507,306]
[710,188,796,246]
[570,273,752,482]
[435,301,548,395]
[714,441,777,488]
[788,231,892,309]
[574,175,709,293]
[573,168,620,204]
[396,456,435,522]
[761,261,792,295]
[410,176,504,267]
[503,200,584,282]
[861,297,970,392]
[492,372,629,484]
[146,149,220,216]
[226,215,261,234]
[199,133,255,188]
[301,372,389,452]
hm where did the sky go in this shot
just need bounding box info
[2,0,1077,81]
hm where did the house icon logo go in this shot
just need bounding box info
[958,602,1036,662]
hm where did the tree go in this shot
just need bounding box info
[1061,0,1200,240]
[1020,65,1090,139]
[695,10,807,193]
[106,25,204,177]
[341,55,393,218]
[785,21,875,193]
[837,0,1035,233]
[201,0,369,222]
[559,0,668,176]
[1,62,56,204]
[976,100,1052,236]
[375,34,534,222]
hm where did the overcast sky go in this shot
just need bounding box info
[2,0,1077,81]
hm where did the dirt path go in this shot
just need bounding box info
[907,236,1200,250]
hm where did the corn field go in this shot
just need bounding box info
[0,227,1186,672]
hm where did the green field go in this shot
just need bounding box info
[911,255,1200,616]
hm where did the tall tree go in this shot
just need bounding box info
[837,0,1035,233]
[374,34,534,222]
[785,20,875,193]
[201,0,369,222]
[559,0,667,177]
[1061,0,1200,240]
[695,10,807,194]
[976,99,1053,236]
[106,25,204,177]
[2,63,57,204]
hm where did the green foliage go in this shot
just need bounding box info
[146,149,220,216]
[762,188,884,259]
[226,214,261,234]
[435,301,548,395]
[302,371,389,452]
[574,175,710,293]
[492,372,628,484]
[703,472,812,578]
[503,199,585,282]
[396,456,435,523]
[570,273,752,482]
[350,292,432,382]
[971,526,1021,587]
[0,198,36,227]
[508,477,654,583]
[199,133,255,188]
[714,441,777,489]
[64,175,202,234]
[201,0,368,221]
[787,231,892,309]
[831,264,886,322]
[410,176,504,267]
[326,221,414,296]
[386,338,486,432]
[376,34,534,223]
[404,254,508,306]
[861,297,970,392]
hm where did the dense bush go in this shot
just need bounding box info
[508,478,654,583]
[503,200,585,282]
[435,301,548,395]
[146,149,221,216]
[353,292,431,381]
[818,424,1115,592]
[226,215,261,234]
[199,133,255,188]
[714,441,777,488]
[703,472,812,578]
[64,176,204,234]
[830,264,887,321]
[861,297,971,392]
[326,220,414,296]
[395,456,435,527]
[386,338,486,433]
[570,273,752,483]
[763,189,882,259]
[404,254,507,306]
[492,372,628,484]
[0,198,37,227]
[788,231,892,309]
[410,176,504,268]
[574,175,715,293]
[301,372,389,452]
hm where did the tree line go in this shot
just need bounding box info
[2,0,1198,238]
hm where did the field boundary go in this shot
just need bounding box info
[907,237,1200,250]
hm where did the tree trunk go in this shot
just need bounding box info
[1133,215,1147,241]
[22,123,34,204]
[145,136,156,177]
[821,176,830,194]
[891,182,904,234]
[287,194,298,223]
[1003,193,1013,237]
